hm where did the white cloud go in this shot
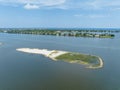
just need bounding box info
[0,0,120,10]
[0,0,66,9]
[62,0,120,10]
[85,0,120,10]
[24,3,39,10]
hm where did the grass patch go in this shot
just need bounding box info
[55,53,99,64]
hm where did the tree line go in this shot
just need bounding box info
[5,29,116,38]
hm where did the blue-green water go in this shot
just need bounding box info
[0,33,120,90]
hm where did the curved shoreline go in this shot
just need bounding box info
[88,56,103,69]
[16,48,103,69]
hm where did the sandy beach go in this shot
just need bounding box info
[88,56,103,69]
[97,56,104,68]
[16,48,67,60]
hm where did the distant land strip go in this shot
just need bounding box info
[0,29,117,38]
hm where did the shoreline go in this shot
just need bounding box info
[6,29,115,39]
[88,56,103,69]
[16,48,103,69]
[16,48,68,60]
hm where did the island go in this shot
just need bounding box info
[7,29,115,38]
[16,48,103,69]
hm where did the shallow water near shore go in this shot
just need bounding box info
[0,33,120,90]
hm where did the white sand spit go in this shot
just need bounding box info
[16,48,103,69]
[16,48,67,59]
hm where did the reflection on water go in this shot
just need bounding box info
[0,33,120,90]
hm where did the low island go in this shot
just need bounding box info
[16,48,103,69]
[6,29,115,38]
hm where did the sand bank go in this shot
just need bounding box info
[16,48,103,69]
[16,48,67,60]
[88,56,103,69]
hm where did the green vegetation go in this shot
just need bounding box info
[5,29,115,38]
[55,52,101,68]
[98,33,115,38]
[0,28,118,38]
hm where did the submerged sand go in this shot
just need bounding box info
[16,48,103,69]
[16,48,67,60]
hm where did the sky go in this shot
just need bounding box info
[0,0,120,28]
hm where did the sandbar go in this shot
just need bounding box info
[16,48,103,69]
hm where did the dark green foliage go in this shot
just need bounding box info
[55,53,99,64]
[6,29,115,38]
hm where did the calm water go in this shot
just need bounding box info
[0,33,120,90]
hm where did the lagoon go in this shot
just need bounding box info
[0,33,120,90]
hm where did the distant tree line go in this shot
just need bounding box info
[6,29,116,38]
[0,30,4,33]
